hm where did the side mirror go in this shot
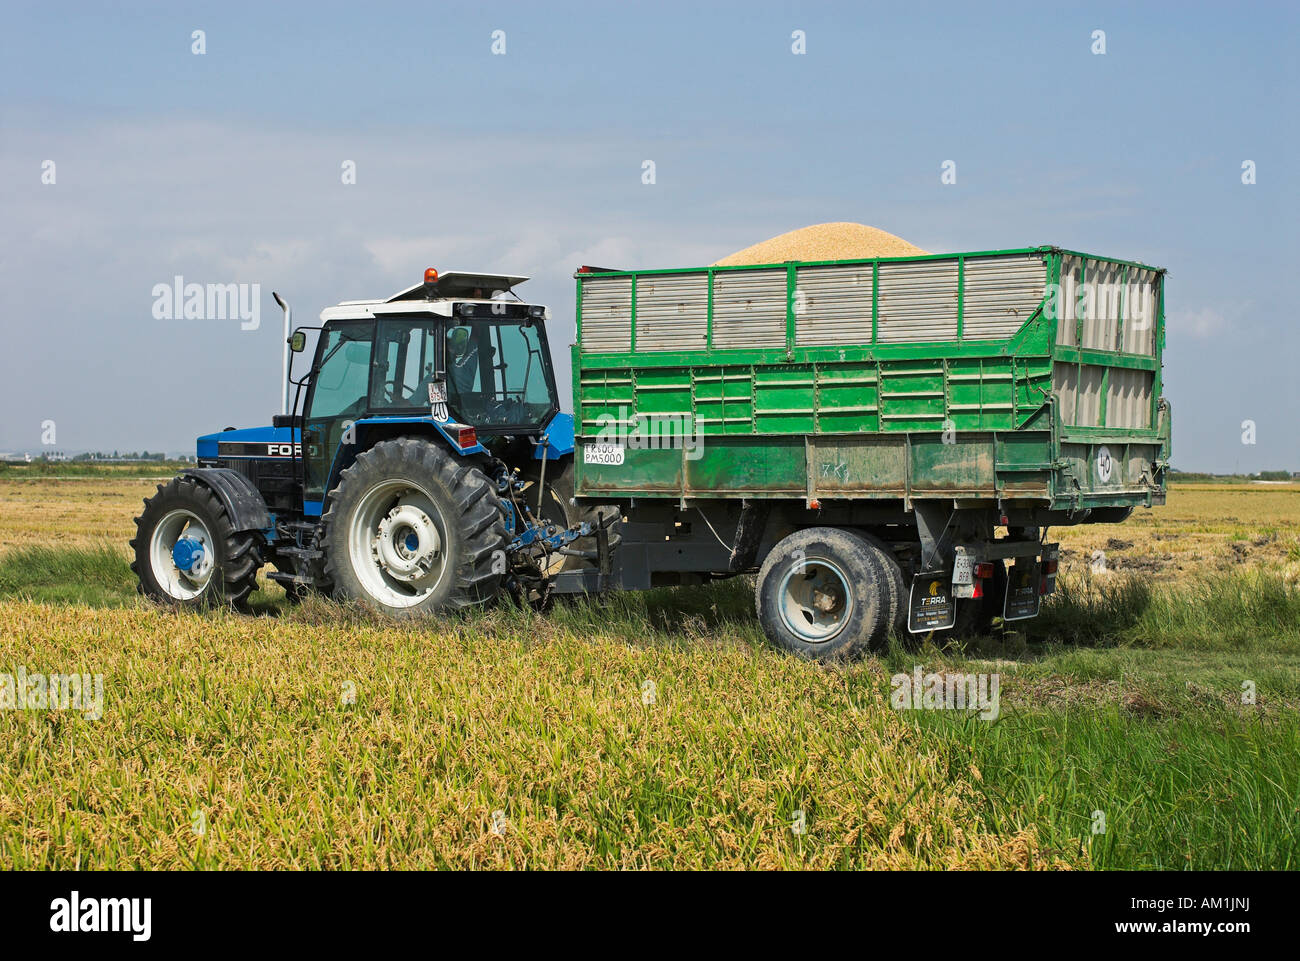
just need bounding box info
[288,330,307,353]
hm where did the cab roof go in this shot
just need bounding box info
[384,270,528,303]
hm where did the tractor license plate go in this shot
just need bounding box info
[908,570,955,633]
[1003,559,1042,621]
[583,443,624,466]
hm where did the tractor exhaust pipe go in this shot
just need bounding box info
[272,291,291,415]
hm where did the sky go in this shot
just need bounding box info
[1,0,1296,471]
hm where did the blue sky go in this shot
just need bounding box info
[1,0,1296,470]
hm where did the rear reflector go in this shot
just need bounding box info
[972,580,984,599]
[1044,559,1059,574]
[456,427,477,448]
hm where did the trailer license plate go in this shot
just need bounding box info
[908,571,956,633]
[583,443,624,466]
[1003,560,1041,621]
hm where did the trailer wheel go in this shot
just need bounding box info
[854,531,906,633]
[755,527,890,661]
[131,475,262,610]
[322,438,508,615]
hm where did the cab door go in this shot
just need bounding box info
[301,321,374,503]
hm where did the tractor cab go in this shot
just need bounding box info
[297,269,562,502]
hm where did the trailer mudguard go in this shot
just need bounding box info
[180,468,272,533]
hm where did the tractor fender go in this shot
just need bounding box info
[179,468,272,533]
[532,412,575,460]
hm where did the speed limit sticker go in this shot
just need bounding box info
[1096,445,1113,483]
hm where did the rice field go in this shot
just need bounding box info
[0,472,1297,869]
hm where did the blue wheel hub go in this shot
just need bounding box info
[172,537,206,574]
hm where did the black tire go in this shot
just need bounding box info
[854,531,906,633]
[524,459,622,573]
[131,475,261,610]
[321,437,507,615]
[755,527,890,662]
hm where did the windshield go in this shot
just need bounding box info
[445,320,557,428]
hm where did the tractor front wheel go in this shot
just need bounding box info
[321,438,508,616]
[131,475,262,610]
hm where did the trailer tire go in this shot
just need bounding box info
[755,527,890,661]
[322,438,507,616]
[131,475,262,611]
[854,531,906,633]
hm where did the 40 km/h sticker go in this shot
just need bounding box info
[1096,445,1114,483]
[583,443,624,466]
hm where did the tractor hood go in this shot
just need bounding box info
[197,425,298,460]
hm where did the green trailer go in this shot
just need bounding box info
[568,246,1170,659]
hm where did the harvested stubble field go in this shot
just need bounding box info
[1,470,1297,869]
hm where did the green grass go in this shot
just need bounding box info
[0,545,137,607]
[0,461,187,478]
[910,709,1300,869]
[1027,568,1300,651]
[3,546,1298,868]
[872,568,1300,869]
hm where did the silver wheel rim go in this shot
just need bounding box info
[777,556,853,643]
[149,508,216,601]
[347,479,449,608]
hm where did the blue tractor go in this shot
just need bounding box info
[131,269,617,613]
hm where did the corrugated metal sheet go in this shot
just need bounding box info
[962,254,1048,340]
[877,260,958,343]
[1076,364,1105,426]
[1054,362,1110,427]
[711,269,787,349]
[1081,259,1121,351]
[1057,256,1080,346]
[794,264,873,346]
[1106,367,1153,429]
[1052,363,1078,423]
[579,276,633,353]
[634,272,709,351]
[1121,269,1159,356]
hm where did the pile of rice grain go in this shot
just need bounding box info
[712,222,928,266]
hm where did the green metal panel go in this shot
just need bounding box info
[573,246,1168,511]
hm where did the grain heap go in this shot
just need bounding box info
[712,222,928,266]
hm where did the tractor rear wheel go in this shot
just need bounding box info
[131,475,262,610]
[755,527,890,662]
[321,438,508,616]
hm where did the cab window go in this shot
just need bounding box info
[307,322,374,420]
[372,320,440,409]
